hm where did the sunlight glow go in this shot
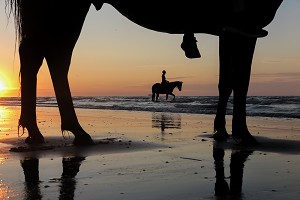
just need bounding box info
[0,81,5,91]
[0,80,8,97]
[0,72,18,97]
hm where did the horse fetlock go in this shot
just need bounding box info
[18,119,45,144]
[61,124,94,145]
[25,135,45,145]
[73,134,94,146]
[213,130,230,142]
[231,122,259,145]
[18,119,42,135]
[214,116,227,129]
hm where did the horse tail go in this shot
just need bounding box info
[5,0,22,44]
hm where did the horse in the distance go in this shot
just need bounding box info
[6,0,283,145]
[152,81,183,101]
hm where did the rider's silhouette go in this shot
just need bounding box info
[161,70,169,85]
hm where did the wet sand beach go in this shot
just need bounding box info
[0,106,300,199]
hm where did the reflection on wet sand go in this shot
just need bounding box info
[213,144,253,200]
[21,158,41,200]
[152,113,181,134]
[20,156,85,200]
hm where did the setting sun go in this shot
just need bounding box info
[0,80,6,91]
[0,73,19,97]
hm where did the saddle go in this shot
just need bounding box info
[161,83,169,91]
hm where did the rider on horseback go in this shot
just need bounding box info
[161,70,169,85]
[161,70,169,90]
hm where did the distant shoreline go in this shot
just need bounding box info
[1,96,299,119]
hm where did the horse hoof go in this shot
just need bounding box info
[25,136,45,145]
[73,135,94,146]
[233,133,259,146]
[213,130,230,142]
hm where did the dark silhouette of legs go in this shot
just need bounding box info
[214,33,258,145]
[213,147,230,196]
[156,93,160,101]
[21,158,42,200]
[21,156,85,199]
[18,1,93,145]
[46,48,93,145]
[230,150,253,196]
[18,39,45,144]
[213,146,253,199]
[170,93,175,101]
[59,156,85,200]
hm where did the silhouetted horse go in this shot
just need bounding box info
[152,81,182,101]
[6,0,283,145]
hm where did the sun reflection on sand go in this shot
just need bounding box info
[0,157,5,165]
[0,179,18,199]
[0,106,20,140]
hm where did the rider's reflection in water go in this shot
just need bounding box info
[213,147,253,199]
[21,156,85,200]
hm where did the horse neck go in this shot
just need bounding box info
[169,81,178,88]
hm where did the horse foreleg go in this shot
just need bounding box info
[213,35,233,142]
[46,51,93,145]
[166,94,168,100]
[171,93,175,101]
[19,40,45,144]
[156,93,159,101]
[231,35,258,145]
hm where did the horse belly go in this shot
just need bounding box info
[109,1,223,34]
[108,0,282,35]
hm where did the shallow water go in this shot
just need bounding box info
[1,96,300,118]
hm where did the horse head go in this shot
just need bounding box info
[177,81,183,91]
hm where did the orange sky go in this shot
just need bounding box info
[0,1,299,97]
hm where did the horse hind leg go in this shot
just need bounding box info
[231,35,258,145]
[217,34,258,145]
[46,50,93,145]
[213,35,233,142]
[18,39,45,144]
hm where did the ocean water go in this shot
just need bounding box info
[0,96,299,119]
